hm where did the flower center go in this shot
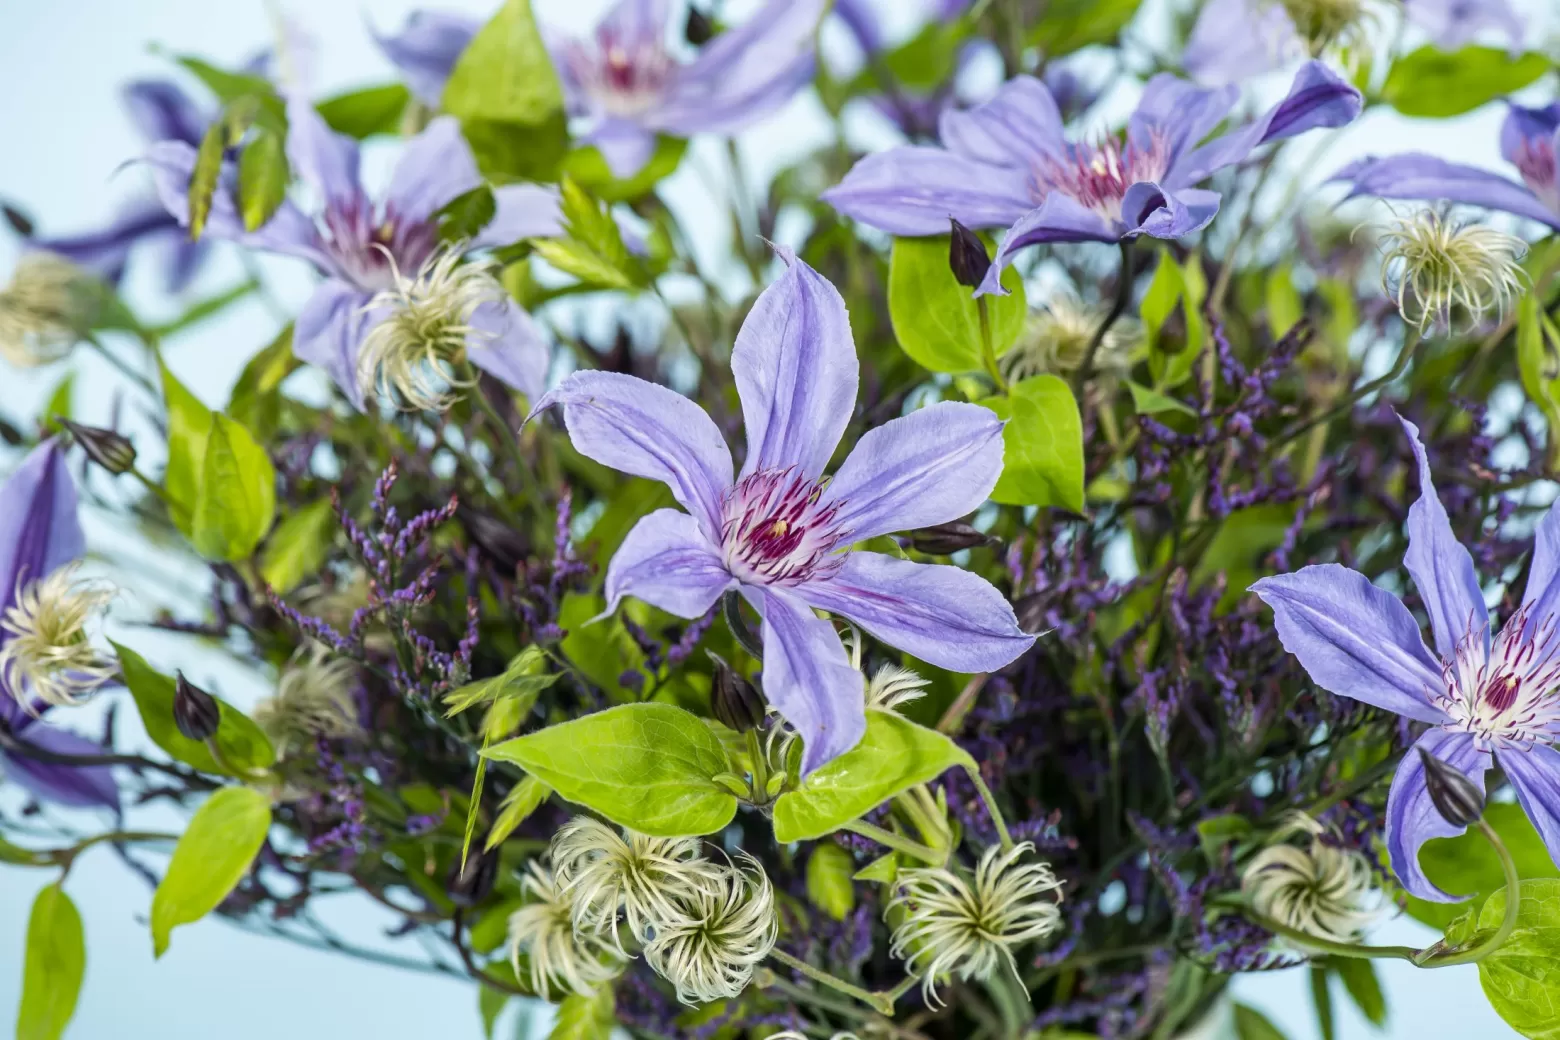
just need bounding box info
[564,27,674,120]
[1437,604,1560,750]
[1031,131,1170,226]
[322,198,439,295]
[719,468,847,586]
[1514,135,1560,215]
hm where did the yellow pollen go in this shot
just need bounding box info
[770,520,789,537]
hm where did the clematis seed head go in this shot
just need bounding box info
[1242,811,1381,945]
[0,561,116,712]
[0,253,102,368]
[1376,209,1527,333]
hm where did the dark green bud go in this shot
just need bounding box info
[907,521,998,555]
[948,218,992,290]
[1418,747,1485,829]
[710,654,766,733]
[59,418,136,476]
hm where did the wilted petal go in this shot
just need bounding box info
[1,726,119,811]
[1250,565,1450,723]
[936,75,1067,168]
[976,194,1118,296]
[658,0,823,135]
[821,147,1035,237]
[384,115,482,227]
[1521,497,1560,628]
[528,371,734,541]
[1499,744,1560,875]
[1334,153,1560,229]
[294,281,378,412]
[372,10,481,107]
[473,184,564,248]
[1386,728,1490,901]
[753,586,865,775]
[285,96,367,216]
[465,297,550,402]
[821,402,1005,540]
[732,251,857,480]
[1182,0,1300,87]
[582,118,658,180]
[123,79,208,146]
[798,552,1035,673]
[1122,184,1221,241]
[605,509,734,617]
[1406,0,1523,51]
[1400,415,1487,659]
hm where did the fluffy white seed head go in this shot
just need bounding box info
[1242,811,1381,945]
[252,642,361,757]
[1002,290,1140,384]
[356,247,505,411]
[1376,209,1528,333]
[1281,0,1377,56]
[0,562,116,712]
[641,852,779,1005]
[0,253,100,368]
[887,842,1064,1007]
[507,860,626,999]
[843,625,930,715]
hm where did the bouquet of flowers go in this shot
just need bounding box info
[4,0,1560,1037]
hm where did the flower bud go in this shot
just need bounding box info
[948,219,992,290]
[684,6,714,45]
[446,848,499,907]
[710,654,765,733]
[173,672,221,742]
[907,521,997,555]
[1418,747,1485,828]
[58,418,136,476]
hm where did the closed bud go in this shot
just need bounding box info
[447,849,499,907]
[173,672,221,742]
[948,219,992,290]
[710,653,766,733]
[684,6,714,45]
[908,521,997,555]
[1418,747,1485,828]
[58,418,136,476]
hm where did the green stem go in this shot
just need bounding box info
[963,762,1013,851]
[1240,906,1420,962]
[745,728,772,805]
[1417,819,1521,968]
[1074,240,1134,395]
[976,297,1007,393]
[460,361,539,506]
[767,947,895,1016]
[843,820,946,865]
[58,830,179,874]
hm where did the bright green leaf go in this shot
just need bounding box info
[1409,803,1560,929]
[854,852,899,884]
[226,324,300,438]
[887,235,1026,374]
[561,135,687,203]
[1334,957,1387,1027]
[1027,0,1141,55]
[112,641,275,776]
[1143,253,1207,389]
[531,178,638,289]
[187,119,227,240]
[317,83,410,138]
[40,371,73,432]
[1195,812,1252,860]
[16,883,83,1040]
[549,987,614,1040]
[486,775,551,852]
[1127,379,1196,417]
[259,497,336,595]
[1383,46,1551,118]
[161,361,213,532]
[190,413,277,561]
[151,786,272,957]
[806,843,857,921]
[982,374,1085,512]
[1472,880,1560,1039]
[773,712,973,843]
[237,128,288,232]
[483,703,737,837]
[175,57,285,130]
[1265,263,1304,337]
[1311,963,1335,1040]
[1233,1003,1290,1040]
[479,984,509,1039]
[436,184,497,244]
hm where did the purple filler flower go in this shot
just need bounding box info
[0,440,118,811]
[1333,102,1560,233]
[147,100,559,410]
[529,252,1034,772]
[1252,417,1560,902]
[822,61,1361,296]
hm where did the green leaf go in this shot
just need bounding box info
[1408,803,1560,929]
[237,128,288,232]
[151,786,271,957]
[887,235,1026,374]
[226,324,300,438]
[549,988,614,1040]
[487,775,551,852]
[1334,957,1387,1027]
[1195,812,1252,860]
[1265,263,1304,337]
[1143,253,1208,389]
[16,883,83,1040]
[316,83,409,138]
[1518,293,1560,442]
[981,375,1085,512]
[483,703,737,837]
[175,57,285,130]
[442,0,569,182]
[1233,1003,1290,1040]
[40,371,73,432]
[258,497,336,595]
[190,413,277,561]
[161,361,213,532]
[187,118,227,241]
[479,984,509,1039]
[1383,46,1552,118]
[532,178,638,289]
[561,135,688,202]
[1027,0,1141,55]
[112,641,275,776]
[806,844,857,921]
[558,592,646,699]
[1311,963,1335,1040]
[854,852,899,884]
[444,647,555,717]
[1472,880,1560,1039]
[436,184,498,245]
[1127,380,1196,417]
[773,712,973,842]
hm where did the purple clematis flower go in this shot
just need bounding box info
[146,98,560,410]
[1333,101,1560,233]
[529,252,1035,772]
[372,10,483,109]
[822,60,1362,296]
[0,440,119,811]
[1253,417,1560,902]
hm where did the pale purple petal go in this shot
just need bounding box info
[1170,61,1362,188]
[472,184,564,248]
[28,196,180,286]
[1386,728,1490,901]
[466,297,550,402]
[1520,497,1560,627]
[123,79,208,147]
[936,75,1067,168]
[834,0,886,55]
[527,371,734,541]
[1122,184,1221,240]
[1182,0,1300,87]
[753,586,865,775]
[1400,415,1488,659]
[0,439,83,621]
[1,726,120,811]
[284,96,367,216]
[1499,743,1560,875]
[656,0,823,134]
[1405,0,1524,51]
[294,281,377,412]
[598,0,672,43]
[821,402,1005,541]
[797,552,1035,673]
[1249,565,1450,724]
[372,10,481,107]
[581,118,658,180]
[1333,153,1560,229]
[732,251,857,480]
[384,115,482,227]
[1130,75,1237,169]
[822,147,1035,237]
[975,195,1118,297]
[1500,102,1560,167]
[605,508,734,618]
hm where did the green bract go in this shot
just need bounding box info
[151,786,272,957]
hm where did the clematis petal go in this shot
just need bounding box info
[28,196,181,287]
[384,115,483,227]
[1521,497,1560,628]
[527,371,734,542]
[1499,744,1560,875]
[821,147,1035,237]
[123,79,208,147]
[1182,0,1301,87]
[284,96,367,217]
[1122,184,1221,241]
[293,281,379,412]
[0,439,84,622]
[797,552,1035,674]
[1400,415,1488,659]
[1130,74,1237,168]
[605,509,734,618]
[976,194,1119,297]
[598,0,672,42]
[1406,0,1524,51]
[1386,729,1490,902]
[821,402,1005,541]
[657,0,823,135]
[371,10,481,107]
[473,184,564,248]
[1,726,120,811]
[936,75,1068,168]
[465,297,550,403]
[753,586,866,775]
[1250,565,1450,723]
[1333,153,1560,229]
[1499,103,1560,169]
[581,118,659,180]
[732,251,858,480]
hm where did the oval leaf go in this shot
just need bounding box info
[981,374,1085,512]
[191,413,277,562]
[258,497,336,595]
[237,128,289,232]
[888,235,1026,374]
[549,988,614,1040]
[1384,46,1552,119]
[16,883,84,1040]
[113,641,275,776]
[806,843,857,921]
[1471,880,1560,1039]
[151,786,272,957]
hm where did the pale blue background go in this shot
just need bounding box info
[0,0,1551,1036]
